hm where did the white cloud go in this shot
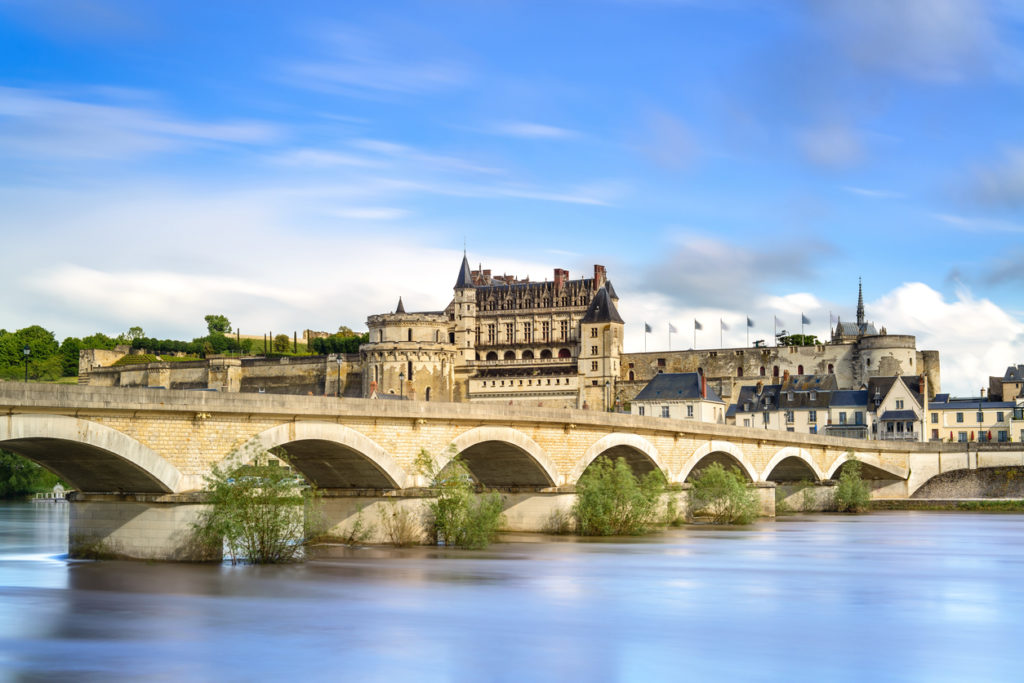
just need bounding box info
[932,212,1024,233]
[489,121,579,140]
[968,146,1024,207]
[0,86,279,160]
[327,207,409,220]
[873,282,1024,395]
[843,186,904,199]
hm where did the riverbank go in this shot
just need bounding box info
[872,498,1024,512]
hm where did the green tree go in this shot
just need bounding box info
[272,333,290,353]
[0,449,63,498]
[59,337,82,376]
[80,332,117,350]
[834,457,871,513]
[204,314,232,335]
[572,457,667,535]
[776,334,820,347]
[119,326,145,343]
[192,452,318,564]
[687,462,759,524]
[416,448,504,549]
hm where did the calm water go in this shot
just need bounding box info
[2,503,1024,682]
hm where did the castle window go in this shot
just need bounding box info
[542,322,550,341]
[591,361,598,371]
[504,351,516,361]
[687,405,694,418]
[639,406,645,416]
[773,366,780,378]
[661,406,670,418]
[560,321,568,341]
[591,346,598,355]
[798,365,804,375]
[408,329,412,342]
[378,330,383,342]
[524,323,532,343]
[590,327,598,338]
[737,367,743,377]
[628,362,634,368]
[505,323,514,342]
[828,364,834,374]
[487,324,496,344]
[559,348,571,359]
[407,361,413,380]
[657,358,665,368]
[629,370,635,381]
[425,387,431,401]
[759,366,765,376]
[435,331,440,343]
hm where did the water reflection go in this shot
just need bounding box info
[2,504,1024,680]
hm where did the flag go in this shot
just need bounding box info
[644,322,652,333]
[721,319,729,331]
[669,323,678,334]
[801,313,811,325]
[694,319,703,331]
[747,316,754,328]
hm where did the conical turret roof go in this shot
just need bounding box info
[395,297,406,314]
[455,253,473,288]
[581,286,624,324]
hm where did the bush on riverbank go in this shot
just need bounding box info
[417,448,504,549]
[687,462,758,524]
[835,458,871,513]
[573,457,667,535]
[193,450,319,564]
[0,449,63,498]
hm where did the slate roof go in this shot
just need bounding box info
[395,297,406,314]
[1004,364,1024,382]
[879,409,918,421]
[633,372,723,403]
[580,285,624,324]
[604,280,618,299]
[732,384,782,413]
[831,390,868,407]
[835,320,879,337]
[455,254,473,288]
[866,376,923,413]
[929,398,1017,410]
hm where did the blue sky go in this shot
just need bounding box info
[1,0,1023,394]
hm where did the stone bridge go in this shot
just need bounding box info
[2,383,1022,559]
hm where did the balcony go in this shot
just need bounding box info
[824,425,868,439]
[878,432,920,442]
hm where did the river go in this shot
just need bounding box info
[1,502,1024,681]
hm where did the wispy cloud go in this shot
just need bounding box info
[0,86,279,160]
[932,212,1024,233]
[967,146,1024,207]
[843,186,904,199]
[489,121,579,140]
[797,124,862,167]
[351,138,502,175]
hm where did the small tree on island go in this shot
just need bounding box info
[416,447,504,549]
[687,462,759,525]
[192,448,321,564]
[572,457,667,536]
[834,456,871,513]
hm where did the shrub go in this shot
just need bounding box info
[417,448,504,549]
[193,450,318,564]
[573,457,667,536]
[687,462,759,525]
[835,458,871,513]
[377,500,423,547]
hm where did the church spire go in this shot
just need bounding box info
[856,277,865,326]
[395,297,406,314]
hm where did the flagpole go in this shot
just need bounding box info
[746,317,749,347]
[668,323,672,351]
[801,314,805,338]
[693,321,696,350]
[774,317,777,346]
[720,318,723,348]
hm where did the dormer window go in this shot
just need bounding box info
[788,391,794,401]
[810,391,816,401]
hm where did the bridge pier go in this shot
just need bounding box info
[68,493,219,562]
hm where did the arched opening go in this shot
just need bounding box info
[685,452,753,483]
[773,366,780,378]
[455,441,554,488]
[540,349,553,359]
[578,447,659,482]
[503,350,516,361]
[828,364,834,374]
[486,351,498,361]
[522,350,534,360]
[797,365,804,375]
[425,387,431,402]
[558,348,571,359]
[737,367,743,377]
[832,460,901,482]
[760,366,766,376]
[628,370,635,381]
[407,329,412,342]
[764,456,818,482]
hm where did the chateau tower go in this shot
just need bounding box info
[578,283,624,410]
[452,253,478,364]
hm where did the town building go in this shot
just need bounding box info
[630,372,725,422]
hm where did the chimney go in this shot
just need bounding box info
[369,380,378,397]
[701,373,707,399]
[593,264,607,289]
[554,268,568,291]
[981,388,986,398]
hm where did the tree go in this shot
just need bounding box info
[59,337,82,376]
[192,451,318,564]
[776,334,820,347]
[573,457,667,535]
[416,448,504,549]
[687,462,759,524]
[272,333,290,353]
[80,332,117,350]
[834,457,870,513]
[119,326,145,342]
[204,314,232,335]
[337,325,355,336]
[0,449,63,498]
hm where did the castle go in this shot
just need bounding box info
[81,255,941,406]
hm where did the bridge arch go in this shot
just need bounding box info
[679,441,759,483]
[229,421,409,489]
[569,433,665,484]
[825,452,907,481]
[0,414,183,494]
[446,426,558,488]
[762,447,826,482]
